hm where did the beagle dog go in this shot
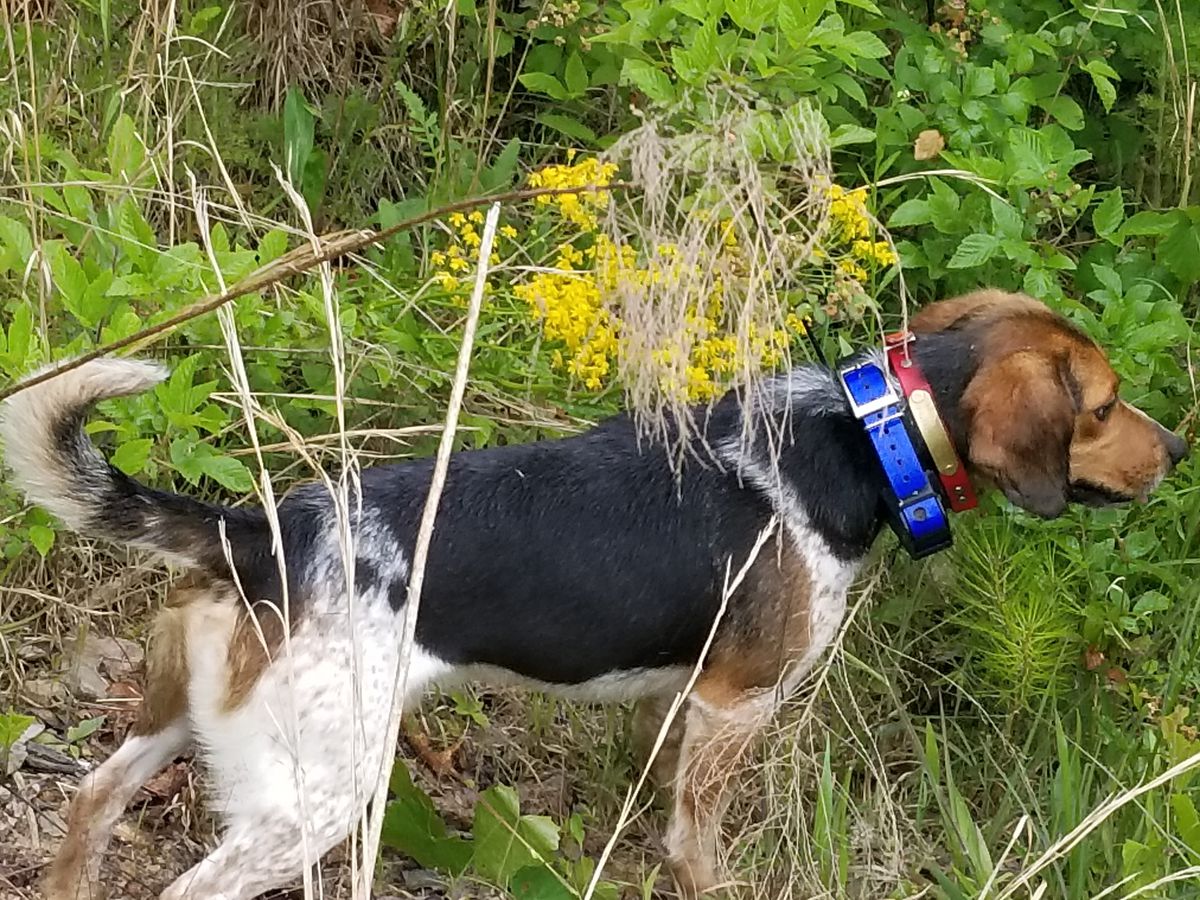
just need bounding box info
[1,289,1187,899]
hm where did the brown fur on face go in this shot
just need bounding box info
[912,290,1188,518]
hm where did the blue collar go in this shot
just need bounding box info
[838,353,954,559]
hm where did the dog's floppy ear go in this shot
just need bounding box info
[962,351,1076,518]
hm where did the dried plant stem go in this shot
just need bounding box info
[0,183,628,404]
[357,201,502,893]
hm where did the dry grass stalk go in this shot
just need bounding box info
[357,201,503,896]
[600,96,832,466]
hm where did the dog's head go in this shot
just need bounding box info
[910,290,1188,518]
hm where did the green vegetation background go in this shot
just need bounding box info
[1,0,1199,896]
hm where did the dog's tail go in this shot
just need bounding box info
[0,358,268,577]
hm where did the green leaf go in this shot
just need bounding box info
[473,785,560,885]
[518,72,568,101]
[964,65,996,98]
[946,233,1001,268]
[989,197,1023,240]
[621,59,675,106]
[887,198,932,228]
[691,18,719,73]
[67,716,105,744]
[563,52,589,96]
[1093,189,1124,241]
[1171,794,1200,857]
[1083,59,1119,113]
[839,30,889,59]
[199,453,252,493]
[536,113,597,143]
[829,124,875,147]
[0,216,34,275]
[381,764,473,874]
[510,865,575,900]
[1159,220,1200,283]
[1121,210,1178,237]
[44,241,94,324]
[0,711,37,749]
[1022,264,1060,300]
[112,438,155,476]
[107,114,148,184]
[483,137,522,191]
[724,0,774,32]
[1038,95,1084,130]
[29,525,55,557]
[257,229,290,264]
[777,0,823,47]
[1,303,35,375]
[283,86,316,187]
[169,439,252,492]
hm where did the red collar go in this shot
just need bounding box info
[884,332,978,513]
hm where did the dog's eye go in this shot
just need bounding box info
[1095,400,1116,421]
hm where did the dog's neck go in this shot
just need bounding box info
[726,341,979,561]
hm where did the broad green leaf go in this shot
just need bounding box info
[0,216,33,275]
[887,198,932,228]
[829,124,875,147]
[510,865,574,900]
[1022,264,1060,300]
[1083,59,1119,112]
[946,233,1001,268]
[839,30,889,59]
[964,65,995,98]
[257,229,290,264]
[989,197,1023,240]
[1170,794,1200,857]
[196,453,253,492]
[1039,95,1084,130]
[112,439,154,476]
[473,785,560,885]
[690,18,719,73]
[621,59,675,106]
[724,0,774,32]
[29,525,55,557]
[536,113,597,143]
[67,716,105,744]
[283,86,316,187]
[380,764,473,874]
[1093,189,1124,240]
[483,137,522,191]
[1159,220,1200,284]
[107,114,148,184]
[777,0,823,47]
[563,52,589,96]
[518,72,568,101]
[1121,210,1178,237]
[1,303,35,374]
[0,711,37,749]
[44,241,92,323]
[170,439,252,492]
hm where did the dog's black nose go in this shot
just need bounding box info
[1165,429,1189,467]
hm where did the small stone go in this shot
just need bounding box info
[65,634,144,700]
[21,678,67,709]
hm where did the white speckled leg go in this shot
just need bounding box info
[163,591,450,899]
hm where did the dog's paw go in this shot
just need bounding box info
[668,854,720,899]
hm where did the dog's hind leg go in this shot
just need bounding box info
[664,678,775,900]
[158,602,445,900]
[44,605,193,900]
[631,694,687,791]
